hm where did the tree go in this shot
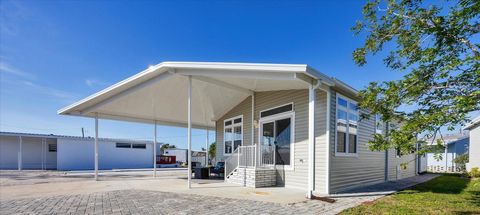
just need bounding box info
[160,143,176,154]
[353,0,480,155]
[208,142,216,160]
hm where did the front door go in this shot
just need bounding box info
[260,116,292,166]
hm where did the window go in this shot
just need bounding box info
[48,144,57,152]
[132,144,146,149]
[116,143,131,148]
[260,104,293,118]
[336,94,359,155]
[375,114,383,134]
[224,116,242,154]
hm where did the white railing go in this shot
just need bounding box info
[239,145,256,167]
[258,145,276,168]
[225,147,240,179]
[225,144,276,178]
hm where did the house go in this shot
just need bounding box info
[58,61,418,197]
[0,131,156,170]
[464,115,480,171]
[425,134,469,173]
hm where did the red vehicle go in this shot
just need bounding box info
[157,155,176,165]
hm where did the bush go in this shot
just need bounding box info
[453,154,469,173]
[469,167,480,178]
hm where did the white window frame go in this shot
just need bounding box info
[258,103,295,170]
[335,93,359,157]
[259,102,294,118]
[223,115,243,156]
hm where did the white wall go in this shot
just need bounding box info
[164,149,187,162]
[0,135,56,170]
[57,138,154,170]
[467,126,480,171]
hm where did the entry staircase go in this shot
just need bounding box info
[224,145,277,188]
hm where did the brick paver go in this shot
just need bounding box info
[1,190,323,215]
[0,174,439,215]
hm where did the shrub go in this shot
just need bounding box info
[453,154,469,173]
[469,167,480,178]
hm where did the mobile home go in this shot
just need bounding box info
[59,61,419,196]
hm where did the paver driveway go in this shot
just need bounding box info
[0,171,438,215]
[0,189,342,215]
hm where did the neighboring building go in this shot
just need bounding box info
[58,61,420,196]
[163,148,207,166]
[0,132,156,170]
[464,115,480,171]
[426,134,469,173]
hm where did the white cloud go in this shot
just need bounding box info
[85,78,108,88]
[20,80,75,100]
[0,61,36,80]
[0,61,76,103]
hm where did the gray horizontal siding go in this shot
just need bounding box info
[329,91,387,193]
[388,149,417,180]
[254,90,309,189]
[314,90,328,194]
[216,89,330,190]
[216,96,253,162]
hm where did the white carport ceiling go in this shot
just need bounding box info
[58,62,337,129]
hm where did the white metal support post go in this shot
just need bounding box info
[153,121,157,178]
[42,138,46,170]
[205,129,209,166]
[187,75,192,189]
[94,113,99,181]
[307,83,316,199]
[18,136,22,171]
[445,143,448,173]
[251,93,256,169]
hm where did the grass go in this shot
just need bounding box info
[341,175,480,215]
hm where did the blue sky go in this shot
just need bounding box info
[0,0,438,150]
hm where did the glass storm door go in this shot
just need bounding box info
[260,117,292,165]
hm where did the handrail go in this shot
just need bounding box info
[225,144,277,179]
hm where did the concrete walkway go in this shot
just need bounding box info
[0,171,439,214]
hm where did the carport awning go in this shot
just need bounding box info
[58,62,335,128]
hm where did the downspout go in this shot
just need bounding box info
[385,149,389,181]
[307,80,321,199]
[385,122,390,181]
[317,85,331,195]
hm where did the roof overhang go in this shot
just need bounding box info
[58,62,354,129]
[464,115,480,130]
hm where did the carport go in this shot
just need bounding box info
[58,61,331,197]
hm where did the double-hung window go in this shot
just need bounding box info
[224,116,243,155]
[336,95,359,155]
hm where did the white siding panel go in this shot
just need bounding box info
[467,126,480,171]
[0,136,56,170]
[57,138,153,170]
